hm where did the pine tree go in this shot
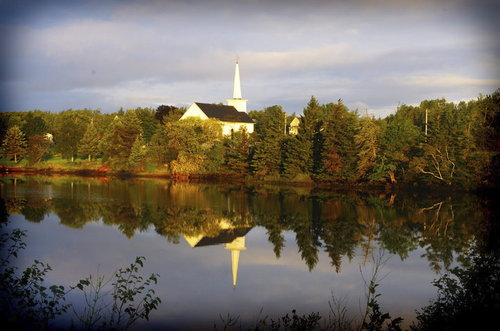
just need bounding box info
[355,116,381,179]
[127,136,146,170]
[2,126,27,163]
[78,121,100,161]
[223,128,250,174]
[280,136,305,177]
[27,134,50,165]
[320,102,359,180]
[53,110,88,162]
[102,110,143,161]
[297,96,323,175]
[251,106,286,176]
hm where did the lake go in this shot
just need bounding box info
[0,175,489,330]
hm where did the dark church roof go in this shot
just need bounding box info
[192,227,253,247]
[195,103,254,123]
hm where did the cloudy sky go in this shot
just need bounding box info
[1,0,499,117]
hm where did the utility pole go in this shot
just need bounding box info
[284,112,287,134]
[425,108,428,137]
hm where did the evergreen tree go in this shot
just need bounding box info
[149,129,170,166]
[320,102,359,180]
[251,106,286,176]
[102,110,143,162]
[21,112,48,138]
[127,136,146,170]
[53,110,88,162]
[26,135,50,165]
[78,121,100,161]
[135,107,159,143]
[280,136,306,178]
[223,128,250,174]
[355,116,381,180]
[2,126,27,163]
[297,96,323,175]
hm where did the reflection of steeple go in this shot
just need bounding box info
[224,236,246,287]
[182,219,251,287]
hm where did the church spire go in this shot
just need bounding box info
[227,61,248,113]
[233,61,242,99]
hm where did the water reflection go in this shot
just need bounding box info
[0,175,486,276]
[183,219,251,286]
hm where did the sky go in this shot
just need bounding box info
[1,0,499,117]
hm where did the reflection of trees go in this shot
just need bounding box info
[21,199,49,223]
[0,176,488,273]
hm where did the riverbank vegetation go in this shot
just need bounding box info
[1,90,498,188]
[0,222,161,330]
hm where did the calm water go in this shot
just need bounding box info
[0,176,488,329]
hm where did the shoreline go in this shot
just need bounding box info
[1,164,495,194]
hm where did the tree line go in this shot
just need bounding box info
[1,90,498,187]
[1,176,485,273]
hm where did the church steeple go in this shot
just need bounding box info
[227,61,248,113]
[233,61,242,99]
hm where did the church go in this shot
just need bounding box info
[180,62,255,136]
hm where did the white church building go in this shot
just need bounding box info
[180,62,255,136]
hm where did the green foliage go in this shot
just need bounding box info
[0,225,70,329]
[27,134,50,165]
[72,256,161,330]
[0,89,497,186]
[319,102,359,180]
[2,125,27,163]
[164,118,223,174]
[53,110,90,161]
[101,110,143,167]
[0,223,162,330]
[280,135,308,177]
[223,128,251,174]
[149,129,171,166]
[21,112,49,138]
[371,118,421,183]
[251,105,286,176]
[127,136,146,170]
[355,116,381,180]
[135,107,159,143]
[412,246,499,331]
[78,120,101,161]
[155,104,184,124]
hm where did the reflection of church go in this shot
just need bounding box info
[183,219,251,287]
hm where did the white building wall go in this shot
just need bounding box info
[222,122,254,136]
[227,98,248,113]
[180,103,209,120]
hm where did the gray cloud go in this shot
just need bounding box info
[1,0,498,116]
